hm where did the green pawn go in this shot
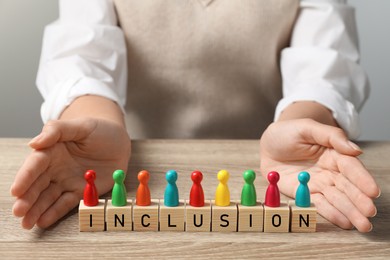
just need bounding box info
[112,169,127,206]
[241,170,257,206]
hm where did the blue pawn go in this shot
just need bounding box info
[164,170,179,207]
[295,171,311,207]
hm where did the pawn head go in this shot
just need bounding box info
[84,170,96,182]
[166,170,178,184]
[267,171,280,184]
[298,171,310,184]
[113,169,125,183]
[217,169,230,184]
[243,169,256,184]
[191,170,203,184]
[138,170,150,184]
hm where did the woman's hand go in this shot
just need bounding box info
[11,117,131,229]
[260,118,380,232]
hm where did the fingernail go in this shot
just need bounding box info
[29,133,44,145]
[368,223,373,232]
[376,189,381,199]
[371,207,377,217]
[348,141,362,152]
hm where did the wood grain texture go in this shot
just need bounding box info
[106,199,133,231]
[185,201,212,232]
[290,201,317,233]
[133,199,159,231]
[159,200,185,231]
[78,199,106,232]
[211,202,237,232]
[237,202,264,232]
[263,202,290,233]
[1,139,390,259]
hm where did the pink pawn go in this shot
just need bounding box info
[189,170,205,207]
[264,171,280,207]
[83,170,99,206]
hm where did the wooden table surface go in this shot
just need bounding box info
[0,139,389,259]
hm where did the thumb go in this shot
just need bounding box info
[29,119,97,150]
[300,119,362,156]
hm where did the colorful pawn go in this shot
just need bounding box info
[79,170,105,231]
[264,171,280,207]
[83,170,99,206]
[241,169,257,206]
[164,170,179,207]
[215,169,230,206]
[295,171,311,207]
[136,170,151,206]
[189,170,204,207]
[111,169,127,207]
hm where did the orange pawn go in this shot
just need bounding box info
[136,170,151,206]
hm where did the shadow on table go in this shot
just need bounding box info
[30,207,79,239]
[364,194,390,242]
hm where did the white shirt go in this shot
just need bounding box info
[36,0,368,139]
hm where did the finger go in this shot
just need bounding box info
[10,150,51,197]
[21,184,62,230]
[12,173,51,217]
[29,119,97,150]
[311,193,353,230]
[37,192,80,229]
[335,153,381,198]
[300,119,362,156]
[322,186,372,232]
[334,173,377,217]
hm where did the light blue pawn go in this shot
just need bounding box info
[164,170,179,207]
[296,171,311,207]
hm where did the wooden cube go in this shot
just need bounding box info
[237,201,264,232]
[211,201,237,232]
[133,199,159,231]
[289,201,317,232]
[106,199,133,231]
[159,200,185,231]
[185,200,211,232]
[263,201,290,233]
[79,199,106,232]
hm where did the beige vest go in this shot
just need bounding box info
[114,0,299,139]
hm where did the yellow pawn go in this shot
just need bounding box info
[215,170,230,206]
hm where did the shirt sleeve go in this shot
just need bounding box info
[275,0,369,139]
[36,0,127,122]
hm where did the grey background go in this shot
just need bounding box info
[0,0,389,140]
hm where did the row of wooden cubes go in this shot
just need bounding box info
[79,199,316,233]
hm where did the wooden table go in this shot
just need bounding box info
[0,139,389,259]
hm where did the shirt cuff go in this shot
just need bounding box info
[40,77,125,122]
[274,85,361,139]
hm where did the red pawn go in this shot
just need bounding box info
[264,171,280,207]
[189,170,204,207]
[83,170,99,206]
[136,170,151,206]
